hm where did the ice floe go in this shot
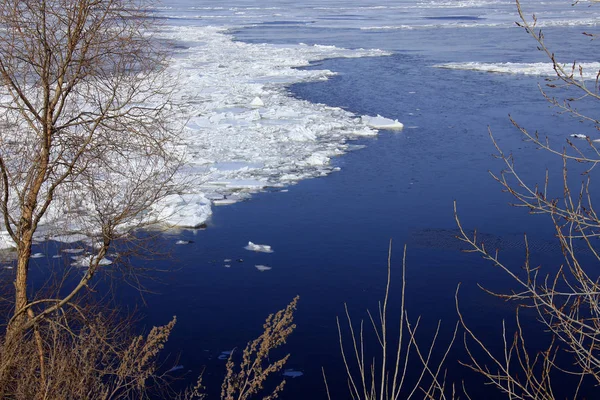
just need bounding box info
[435,62,600,80]
[245,241,274,253]
[255,265,272,272]
[71,255,113,268]
[362,115,404,130]
[31,253,45,259]
[570,134,588,139]
[282,369,304,378]
[0,22,395,243]
[166,365,185,373]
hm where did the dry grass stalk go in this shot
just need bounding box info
[330,241,459,400]
[185,296,299,400]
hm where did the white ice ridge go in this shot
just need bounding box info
[245,241,273,253]
[149,26,392,228]
[362,115,404,130]
[435,62,600,80]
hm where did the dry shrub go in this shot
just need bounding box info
[0,309,176,400]
[186,296,299,400]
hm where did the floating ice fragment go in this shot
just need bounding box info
[71,255,112,268]
[224,259,232,262]
[166,365,185,373]
[152,194,212,229]
[218,351,232,360]
[62,248,85,254]
[361,115,404,130]
[224,264,231,268]
[52,255,61,259]
[250,96,265,107]
[255,265,272,272]
[31,253,44,259]
[175,240,192,245]
[570,134,588,139]
[282,369,304,378]
[245,241,273,253]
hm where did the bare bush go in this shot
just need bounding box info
[328,242,459,400]
[0,307,176,400]
[455,0,600,397]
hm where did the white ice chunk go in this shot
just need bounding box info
[250,96,265,107]
[166,365,185,373]
[62,248,85,254]
[362,115,404,130]
[152,194,212,229]
[31,253,44,259]
[255,264,272,272]
[282,369,304,378]
[245,241,274,253]
[0,231,16,250]
[175,240,192,245]
[71,255,113,268]
[570,134,588,139]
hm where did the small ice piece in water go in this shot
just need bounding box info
[175,240,192,245]
[282,369,304,378]
[224,264,231,268]
[166,365,185,373]
[31,253,44,259]
[361,114,404,130]
[62,248,85,254]
[245,241,273,253]
[570,134,587,139]
[71,255,112,267]
[218,350,232,360]
[255,265,272,272]
[250,96,264,107]
[224,259,232,262]
[52,255,61,259]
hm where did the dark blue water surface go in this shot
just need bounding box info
[79,21,599,399]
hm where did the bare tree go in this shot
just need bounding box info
[456,0,600,397]
[0,0,182,388]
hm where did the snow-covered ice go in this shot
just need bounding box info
[31,253,44,259]
[362,115,404,130]
[255,265,272,272]
[245,241,274,253]
[435,62,600,80]
[71,255,113,268]
[570,134,588,139]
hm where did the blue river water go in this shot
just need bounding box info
[111,18,600,397]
